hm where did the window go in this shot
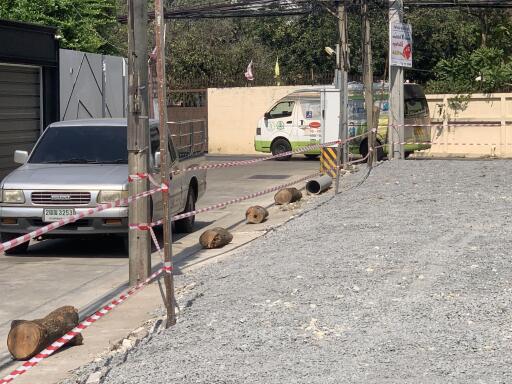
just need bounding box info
[149,125,177,167]
[150,126,160,158]
[168,129,177,163]
[348,99,366,122]
[267,101,294,119]
[301,101,321,120]
[405,98,428,117]
[29,126,127,164]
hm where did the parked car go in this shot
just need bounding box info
[254,82,431,160]
[0,118,206,254]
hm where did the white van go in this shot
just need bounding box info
[254,82,431,160]
[254,90,323,160]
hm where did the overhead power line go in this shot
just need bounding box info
[402,0,512,8]
[118,0,317,23]
[117,0,512,23]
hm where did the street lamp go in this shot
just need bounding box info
[325,46,336,56]
[325,45,340,87]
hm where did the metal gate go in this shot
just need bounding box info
[60,49,127,120]
[0,63,41,178]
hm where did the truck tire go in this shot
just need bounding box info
[175,188,196,233]
[304,154,319,160]
[271,138,292,161]
[1,233,29,255]
[359,139,384,162]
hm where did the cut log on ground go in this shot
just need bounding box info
[7,306,83,360]
[274,187,302,205]
[245,206,269,224]
[199,227,233,249]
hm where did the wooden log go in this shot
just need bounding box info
[7,306,83,360]
[274,187,302,205]
[199,227,233,249]
[245,206,269,224]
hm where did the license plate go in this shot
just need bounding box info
[43,208,76,222]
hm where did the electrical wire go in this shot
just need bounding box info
[117,0,512,23]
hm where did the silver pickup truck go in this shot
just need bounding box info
[0,118,206,254]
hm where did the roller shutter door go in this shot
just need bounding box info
[0,64,41,179]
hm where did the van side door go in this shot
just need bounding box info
[297,99,322,143]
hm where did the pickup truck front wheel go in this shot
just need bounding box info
[1,233,29,255]
[175,189,196,233]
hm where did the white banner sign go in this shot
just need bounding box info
[390,22,412,68]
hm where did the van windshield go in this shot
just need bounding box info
[268,101,294,119]
[29,126,128,164]
[405,98,429,117]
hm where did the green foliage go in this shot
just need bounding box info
[165,5,512,90]
[0,0,120,54]
[3,1,512,93]
[427,47,512,94]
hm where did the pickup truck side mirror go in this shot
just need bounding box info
[14,150,28,164]
[154,151,161,168]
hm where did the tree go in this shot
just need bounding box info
[427,47,512,94]
[0,0,121,54]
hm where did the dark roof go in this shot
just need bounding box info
[0,18,57,33]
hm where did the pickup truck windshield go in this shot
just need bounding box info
[29,126,128,164]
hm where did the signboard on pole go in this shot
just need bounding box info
[390,22,412,68]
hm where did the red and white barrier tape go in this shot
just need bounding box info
[390,140,509,146]
[129,171,322,230]
[127,133,373,183]
[127,173,148,182]
[387,123,510,128]
[128,173,161,188]
[129,221,162,230]
[0,266,169,384]
[0,185,167,254]
[148,227,172,274]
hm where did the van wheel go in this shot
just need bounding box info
[304,154,319,160]
[175,188,196,233]
[1,233,29,255]
[271,138,292,161]
[359,139,384,162]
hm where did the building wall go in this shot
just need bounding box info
[207,86,512,157]
[426,93,512,157]
[207,86,314,155]
[0,19,59,179]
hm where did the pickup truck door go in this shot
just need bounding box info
[168,133,183,215]
[149,125,183,221]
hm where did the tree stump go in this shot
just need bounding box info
[7,306,83,360]
[199,227,233,249]
[274,187,302,205]
[245,206,269,224]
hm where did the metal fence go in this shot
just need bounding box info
[170,71,335,89]
[168,119,207,158]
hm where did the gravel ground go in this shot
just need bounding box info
[66,160,512,384]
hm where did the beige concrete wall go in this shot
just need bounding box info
[207,86,314,155]
[207,88,512,157]
[426,93,512,157]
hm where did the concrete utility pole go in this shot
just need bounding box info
[335,0,349,194]
[389,0,405,159]
[154,0,176,328]
[127,0,151,286]
[361,0,375,166]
